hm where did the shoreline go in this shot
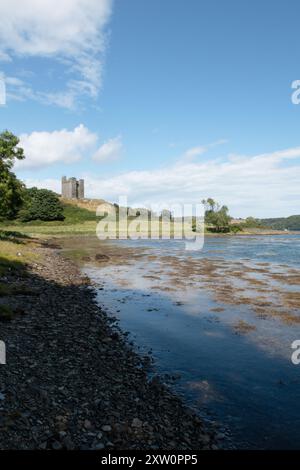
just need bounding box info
[1,219,298,240]
[0,238,218,450]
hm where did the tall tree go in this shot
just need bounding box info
[0,131,25,219]
[202,198,231,232]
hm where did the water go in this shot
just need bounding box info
[60,234,300,449]
[111,233,300,266]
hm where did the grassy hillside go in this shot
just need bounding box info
[0,201,99,237]
[61,202,98,224]
[0,200,195,238]
[4,198,295,238]
[261,215,300,231]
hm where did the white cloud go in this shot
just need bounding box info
[93,136,123,162]
[18,135,300,217]
[21,178,61,194]
[24,145,300,218]
[0,0,113,107]
[16,124,97,169]
[15,124,122,169]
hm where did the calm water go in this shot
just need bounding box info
[112,233,300,265]
[61,234,300,449]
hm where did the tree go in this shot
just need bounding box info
[20,188,65,222]
[0,130,25,219]
[243,217,263,228]
[202,198,231,232]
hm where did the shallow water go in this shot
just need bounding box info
[60,234,300,449]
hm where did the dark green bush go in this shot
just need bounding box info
[230,225,243,234]
[19,188,65,222]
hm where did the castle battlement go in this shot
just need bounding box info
[61,176,84,199]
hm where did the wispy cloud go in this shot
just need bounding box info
[93,136,123,162]
[182,146,207,159]
[0,0,113,108]
[182,139,228,161]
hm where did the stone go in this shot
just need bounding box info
[63,436,75,450]
[131,418,143,428]
[84,419,93,430]
[102,425,112,432]
[52,441,63,450]
[94,443,105,450]
[0,242,218,451]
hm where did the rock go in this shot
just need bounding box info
[102,425,112,432]
[84,419,93,430]
[95,254,110,262]
[201,434,210,444]
[52,441,63,450]
[132,418,143,428]
[94,443,105,450]
[63,436,75,450]
[0,243,218,451]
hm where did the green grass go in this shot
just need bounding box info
[0,231,40,275]
[0,230,30,242]
[0,202,100,237]
[62,202,98,224]
[2,202,97,226]
[0,201,248,239]
[0,255,25,276]
[0,232,41,322]
[1,222,98,237]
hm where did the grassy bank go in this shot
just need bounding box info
[0,201,98,237]
[0,230,41,320]
[0,231,40,271]
[0,200,290,239]
[0,201,195,238]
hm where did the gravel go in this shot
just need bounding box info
[0,244,217,450]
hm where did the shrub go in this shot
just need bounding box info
[230,225,243,234]
[19,188,65,222]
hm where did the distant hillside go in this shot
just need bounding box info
[261,215,300,231]
[61,200,300,231]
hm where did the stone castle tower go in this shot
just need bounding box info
[61,176,84,199]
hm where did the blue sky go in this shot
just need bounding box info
[1,0,300,217]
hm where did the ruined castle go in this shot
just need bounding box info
[61,176,84,199]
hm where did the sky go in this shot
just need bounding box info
[1,0,300,217]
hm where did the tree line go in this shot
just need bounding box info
[0,130,64,222]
